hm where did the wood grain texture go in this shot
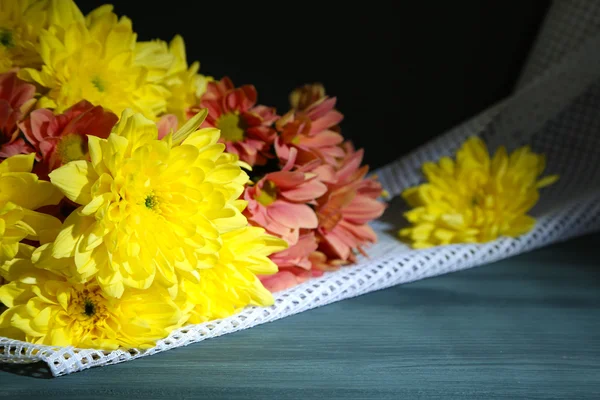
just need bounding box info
[1,234,599,400]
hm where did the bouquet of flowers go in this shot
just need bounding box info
[0,0,389,350]
[0,0,560,357]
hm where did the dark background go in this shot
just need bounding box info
[78,0,550,169]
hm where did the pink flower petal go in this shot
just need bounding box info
[251,105,279,124]
[200,99,223,122]
[267,170,306,189]
[310,110,344,134]
[281,179,327,202]
[259,269,310,292]
[300,130,344,147]
[275,137,292,161]
[270,233,318,269]
[237,140,258,156]
[224,86,256,113]
[0,101,12,137]
[343,195,386,223]
[157,114,178,139]
[267,201,318,229]
[306,97,337,120]
[0,138,34,158]
[331,224,362,249]
[338,220,377,243]
[240,85,257,110]
[241,111,262,127]
[320,230,351,260]
[336,148,365,182]
[39,139,58,159]
[281,147,298,172]
[312,163,336,183]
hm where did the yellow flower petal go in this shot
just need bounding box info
[111,109,158,152]
[172,108,208,145]
[536,174,559,188]
[49,160,98,205]
[0,154,34,173]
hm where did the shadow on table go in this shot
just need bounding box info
[0,361,53,379]
[377,195,411,236]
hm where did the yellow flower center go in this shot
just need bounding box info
[56,134,88,164]
[0,28,14,48]
[216,112,247,142]
[92,76,106,92]
[256,180,278,206]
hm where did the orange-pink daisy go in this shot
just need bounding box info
[243,149,327,245]
[0,71,36,158]
[19,100,117,177]
[275,96,345,166]
[314,145,387,264]
[189,77,278,166]
[259,231,323,292]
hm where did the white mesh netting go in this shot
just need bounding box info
[2,0,600,377]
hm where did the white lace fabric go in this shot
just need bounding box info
[2,0,600,377]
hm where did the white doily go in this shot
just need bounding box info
[2,0,600,377]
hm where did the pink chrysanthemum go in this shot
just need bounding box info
[0,71,36,158]
[243,150,327,245]
[314,146,387,264]
[269,231,318,270]
[19,100,117,177]
[275,97,345,166]
[259,231,323,292]
[189,77,278,166]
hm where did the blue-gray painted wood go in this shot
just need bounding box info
[1,234,599,399]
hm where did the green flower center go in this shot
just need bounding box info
[56,134,88,164]
[0,29,14,48]
[92,76,106,92]
[216,112,247,142]
[256,180,278,206]
[83,298,96,317]
[144,194,159,210]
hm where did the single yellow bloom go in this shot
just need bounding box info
[18,4,169,119]
[135,36,187,84]
[179,225,286,324]
[0,0,83,72]
[0,153,62,264]
[0,257,183,350]
[399,136,559,248]
[136,35,212,124]
[46,109,284,301]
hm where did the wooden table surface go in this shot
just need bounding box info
[1,233,599,399]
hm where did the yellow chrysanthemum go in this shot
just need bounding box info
[46,108,285,301]
[163,36,212,124]
[136,35,212,124]
[179,225,285,324]
[0,0,83,73]
[0,257,183,350]
[18,4,169,119]
[135,36,187,84]
[0,153,62,264]
[399,136,558,248]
